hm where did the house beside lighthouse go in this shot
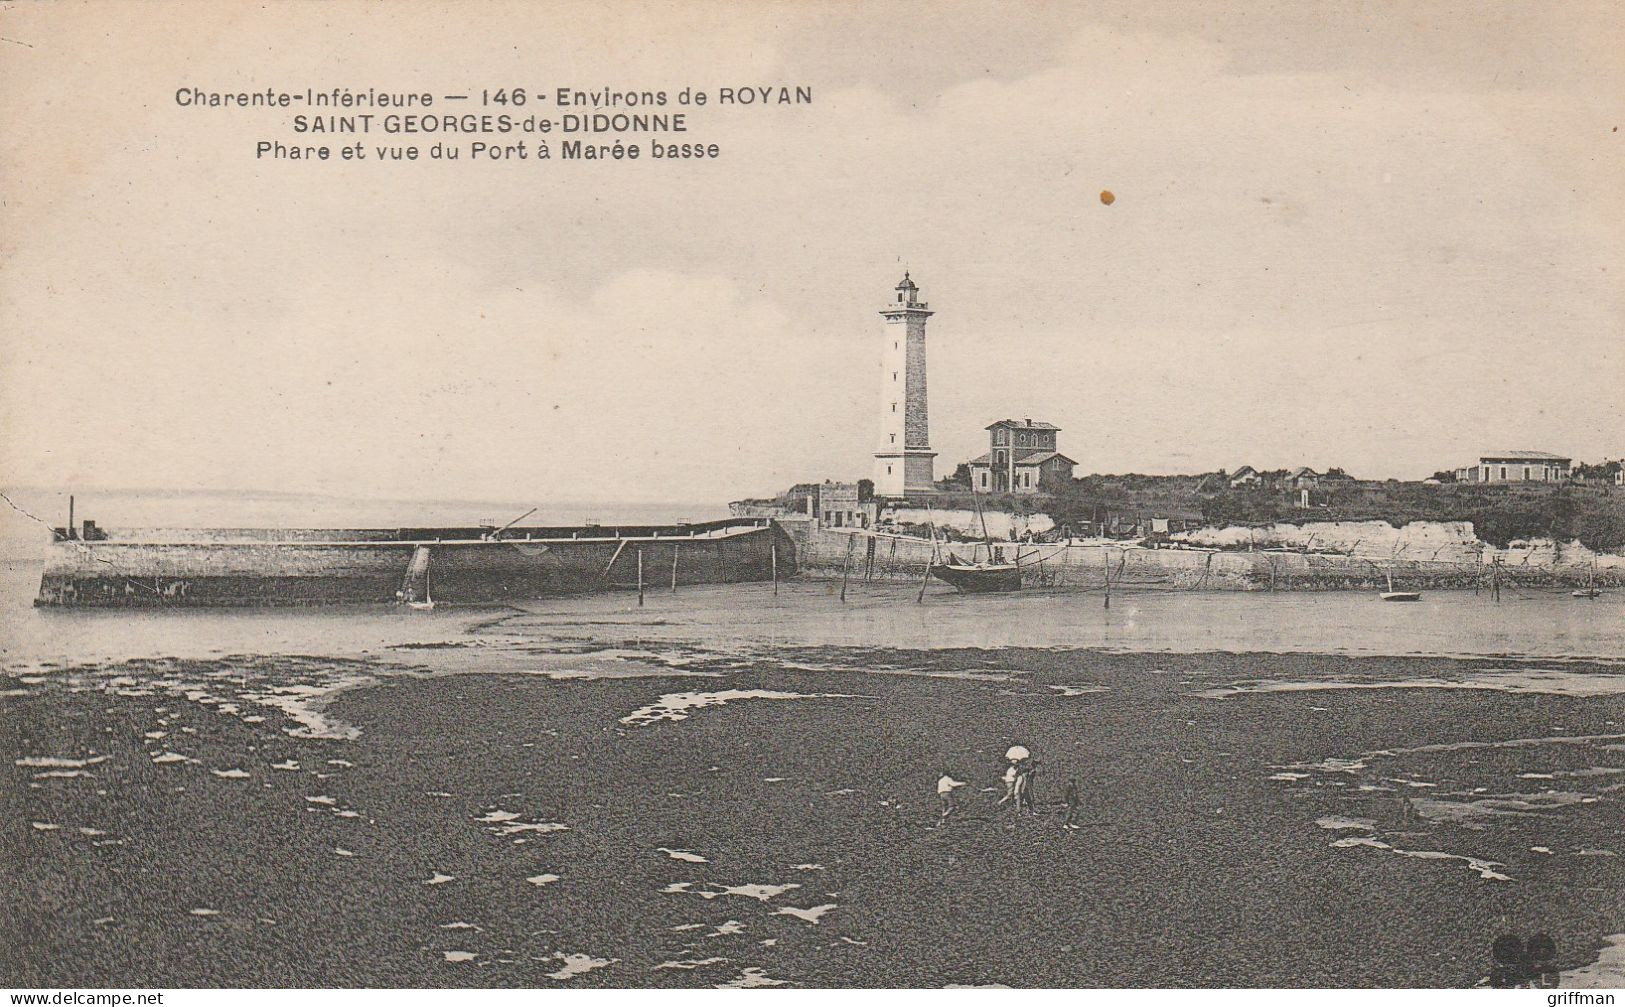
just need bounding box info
[872,273,937,497]
[966,419,1077,494]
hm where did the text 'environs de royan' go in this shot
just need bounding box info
[174,85,811,110]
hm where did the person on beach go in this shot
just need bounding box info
[1000,744,1031,809]
[997,762,1019,805]
[1015,758,1041,815]
[1062,777,1081,830]
[936,771,967,825]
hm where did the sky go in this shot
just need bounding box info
[1,0,1621,507]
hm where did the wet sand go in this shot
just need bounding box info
[4,641,1624,987]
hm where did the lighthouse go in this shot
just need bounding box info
[872,272,937,497]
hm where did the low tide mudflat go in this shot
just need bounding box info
[5,617,1625,988]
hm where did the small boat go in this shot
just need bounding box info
[928,486,1024,594]
[1380,571,1420,602]
[931,554,1022,594]
[402,544,436,610]
[406,571,437,611]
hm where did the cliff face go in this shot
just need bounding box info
[782,515,1623,591]
[1172,519,1624,575]
[884,507,1055,540]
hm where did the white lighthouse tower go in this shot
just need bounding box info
[873,272,936,497]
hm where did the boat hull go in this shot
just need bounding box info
[930,564,1023,593]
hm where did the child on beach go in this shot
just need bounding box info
[1062,777,1081,830]
[936,771,967,825]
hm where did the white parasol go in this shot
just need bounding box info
[1005,745,1030,761]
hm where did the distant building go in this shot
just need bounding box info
[1228,465,1261,488]
[816,480,872,529]
[965,418,1076,494]
[1287,466,1319,489]
[730,480,874,527]
[1454,451,1572,484]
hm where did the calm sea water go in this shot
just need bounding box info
[4,565,1621,668]
[3,487,1621,667]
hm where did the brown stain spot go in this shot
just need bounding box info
[1099,190,1116,206]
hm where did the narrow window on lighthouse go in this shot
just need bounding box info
[891,403,897,413]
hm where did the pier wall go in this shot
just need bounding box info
[36,522,795,607]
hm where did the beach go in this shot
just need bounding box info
[5,594,1625,987]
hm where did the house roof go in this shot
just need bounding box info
[1479,451,1570,462]
[1230,465,1258,477]
[967,450,1076,467]
[985,418,1060,431]
[1013,451,1077,467]
[1288,466,1319,479]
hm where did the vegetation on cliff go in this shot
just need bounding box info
[958,474,1625,552]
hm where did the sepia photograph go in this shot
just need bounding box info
[2,0,1622,994]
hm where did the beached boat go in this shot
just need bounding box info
[1379,572,1421,602]
[1573,561,1603,598]
[930,555,1022,593]
[927,489,1022,593]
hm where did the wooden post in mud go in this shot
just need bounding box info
[771,543,779,596]
[840,535,855,602]
[917,547,933,603]
[1103,550,1112,609]
[637,548,645,606]
[671,544,680,592]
